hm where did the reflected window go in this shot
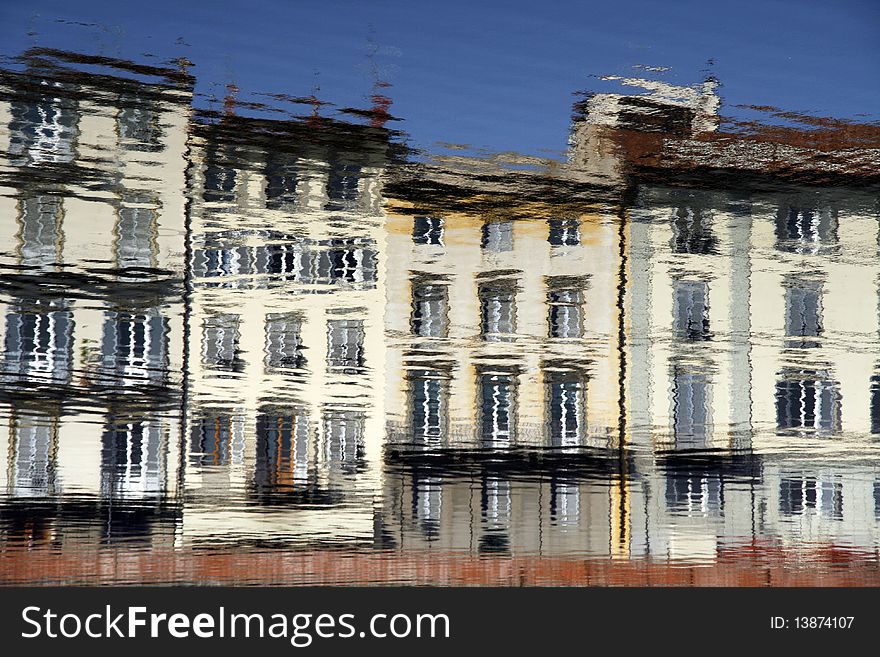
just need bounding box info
[409,369,449,447]
[203,163,236,202]
[479,370,517,446]
[255,412,311,490]
[116,201,158,271]
[411,474,443,540]
[9,93,78,165]
[480,476,511,554]
[265,156,299,210]
[820,481,843,519]
[666,472,723,516]
[265,312,306,371]
[547,277,585,338]
[775,206,838,254]
[672,279,711,341]
[479,277,517,340]
[780,477,818,516]
[413,216,444,246]
[327,319,365,372]
[9,414,57,497]
[203,314,243,371]
[194,246,250,278]
[323,409,365,474]
[18,195,63,268]
[411,280,449,338]
[326,242,375,284]
[325,163,360,210]
[672,367,710,447]
[4,300,74,384]
[784,277,822,348]
[481,220,513,252]
[776,370,842,433]
[481,476,511,529]
[548,218,580,247]
[101,312,169,386]
[550,479,580,526]
[101,419,164,499]
[117,103,161,152]
[189,414,234,467]
[671,207,717,255]
[262,243,304,277]
[545,369,586,447]
[259,242,378,285]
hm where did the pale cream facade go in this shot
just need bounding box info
[383,199,623,451]
[624,191,753,450]
[624,187,880,447]
[0,56,191,503]
[179,124,388,545]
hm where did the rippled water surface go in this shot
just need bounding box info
[1,4,880,586]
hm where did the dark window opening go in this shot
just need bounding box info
[545,369,586,447]
[774,206,838,254]
[548,218,580,247]
[673,279,711,341]
[413,216,444,246]
[479,278,517,340]
[327,319,365,372]
[479,370,517,446]
[481,220,513,252]
[411,281,449,338]
[776,370,842,433]
[670,207,718,255]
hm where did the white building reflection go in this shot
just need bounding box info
[0,49,190,542]
[1,53,880,570]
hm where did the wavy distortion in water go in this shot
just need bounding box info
[1,47,880,585]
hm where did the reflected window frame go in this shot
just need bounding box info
[774,206,839,255]
[326,318,366,373]
[672,277,711,342]
[410,276,450,338]
[203,312,244,372]
[481,219,514,253]
[775,368,843,434]
[783,274,824,349]
[544,367,588,447]
[478,275,518,341]
[546,276,587,339]
[407,367,451,448]
[412,216,444,246]
[477,366,519,447]
[548,217,581,248]
[671,364,711,448]
[670,206,718,255]
[264,311,307,372]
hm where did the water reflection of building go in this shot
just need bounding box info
[380,450,765,561]
[378,74,880,562]
[383,196,623,450]
[622,185,880,448]
[624,187,752,449]
[179,109,394,545]
[0,49,191,543]
[564,75,880,448]
[751,195,879,442]
[380,452,631,556]
[380,448,880,561]
[2,49,880,574]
